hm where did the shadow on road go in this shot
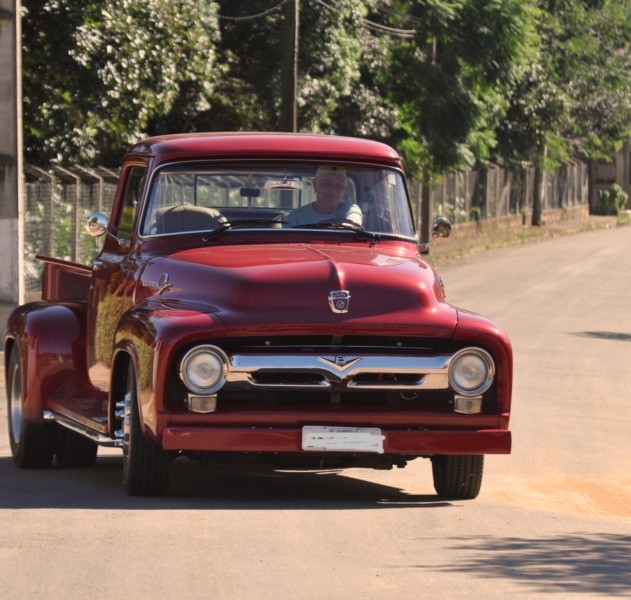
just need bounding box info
[574,331,631,343]
[0,455,449,510]
[425,533,631,597]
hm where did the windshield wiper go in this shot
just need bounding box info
[292,219,383,244]
[202,223,232,243]
[202,218,288,243]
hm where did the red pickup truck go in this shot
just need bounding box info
[5,133,512,497]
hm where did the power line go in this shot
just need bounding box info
[218,0,418,39]
[364,20,416,39]
[312,0,417,39]
[373,4,424,27]
[218,0,291,22]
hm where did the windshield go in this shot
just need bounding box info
[140,163,416,239]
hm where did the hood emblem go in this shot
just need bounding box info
[328,290,351,314]
[318,355,361,371]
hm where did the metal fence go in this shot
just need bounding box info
[24,165,119,295]
[409,161,589,225]
[23,161,589,295]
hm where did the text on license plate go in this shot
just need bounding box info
[302,426,385,454]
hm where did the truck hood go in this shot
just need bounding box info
[139,242,457,337]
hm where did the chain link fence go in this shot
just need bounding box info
[24,165,119,297]
[23,161,589,297]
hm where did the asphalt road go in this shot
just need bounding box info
[1,226,630,599]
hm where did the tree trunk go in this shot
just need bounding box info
[532,143,547,226]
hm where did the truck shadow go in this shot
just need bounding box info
[574,330,631,342]
[0,455,449,510]
[423,533,631,597]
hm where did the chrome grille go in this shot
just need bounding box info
[224,353,451,392]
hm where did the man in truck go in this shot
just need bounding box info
[286,165,363,226]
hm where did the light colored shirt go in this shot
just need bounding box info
[287,201,363,227]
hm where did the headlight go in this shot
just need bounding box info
[448,348,494,397]
[179,345,228,395]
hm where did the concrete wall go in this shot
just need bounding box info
[0,0,23,306]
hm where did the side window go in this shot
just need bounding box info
[117,166,147,239]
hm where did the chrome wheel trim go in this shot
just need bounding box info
[121,390,132,477]
[9,362,22,445]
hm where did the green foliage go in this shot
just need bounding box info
[210,0,386,135]
[387,0,535,176]
[20,0,631,177]
[598,183,629,216]
[23,0,220,165]
[495,0,631,169]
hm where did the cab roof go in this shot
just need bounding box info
[125,132,403,169]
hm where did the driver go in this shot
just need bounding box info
[287,166,363,227]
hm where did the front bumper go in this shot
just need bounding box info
[161,426,511,455]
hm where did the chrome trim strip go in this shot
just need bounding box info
[226,353,453,391]
[43,410,120,447]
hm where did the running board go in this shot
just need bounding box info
[43,410,122,448]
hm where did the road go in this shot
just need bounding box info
[1,226,630,599]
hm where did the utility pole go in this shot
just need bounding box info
[0,0,23,306]
[280,0,299,132]
[419,37,436,244]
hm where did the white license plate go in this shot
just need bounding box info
[302,426,385,454]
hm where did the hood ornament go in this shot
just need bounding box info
[328,290,351,314]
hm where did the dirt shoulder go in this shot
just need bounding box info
[429,205,629,267]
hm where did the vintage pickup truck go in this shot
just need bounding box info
[5,133,512,497]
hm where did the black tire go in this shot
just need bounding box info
[431,455,484,500]
[54,427,98,468]
[122,362,169,496]
[7,345,54,468]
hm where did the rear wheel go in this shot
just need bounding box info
[122,362,169,496]
[431,455,484,500]
[7,345,54,468]
[54,427,98,468]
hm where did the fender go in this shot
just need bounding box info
[453,308,513,422]
[112,302,226,442]
[4,301,88,422]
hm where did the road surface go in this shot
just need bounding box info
[1,226,630,599]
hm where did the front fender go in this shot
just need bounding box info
[4,301,88,422]
[113,304,226,441]
[454,309,513,422]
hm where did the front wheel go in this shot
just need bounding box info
[121,362,169,496]
[431,455,484,500]
[6,345,54,468]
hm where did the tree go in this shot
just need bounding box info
[22,0,221,166]
[209,0,383,135]
[383,0,534,239]
[385,0,534,176]
[495,0,631,224]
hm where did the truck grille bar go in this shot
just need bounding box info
[225,353,451,391]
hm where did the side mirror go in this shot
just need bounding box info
[431,216,452,240]
[419,216,452,254]
[86,212,109,237]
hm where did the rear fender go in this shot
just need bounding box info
[4,302,88,422]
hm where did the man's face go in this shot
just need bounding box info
[313,176,347,213]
